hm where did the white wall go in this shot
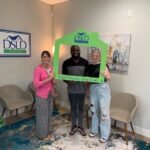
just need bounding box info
[53,0,150,137]
[0,0,52,116]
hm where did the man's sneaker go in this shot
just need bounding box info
[69,126,77,136]
[89,132,95,138]
[78,127,86,137]
[99,137,107,143]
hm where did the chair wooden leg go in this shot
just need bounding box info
[16,109,18,116]
[2,108,6,117]
[85,109,89,129]
[10,110,13,116]
[124,123,128,145]
[114,120,117,128]
[130,122,135,134]
[9,110,13,125]
[30,101,35,112]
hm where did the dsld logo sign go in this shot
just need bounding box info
[74,32,89,43]
[3,35,27,49]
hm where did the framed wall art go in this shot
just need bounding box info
[0,29,31,57]
[101,34,131,73]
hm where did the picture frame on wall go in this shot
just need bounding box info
[101,34,131,73]
[0,29,31,57]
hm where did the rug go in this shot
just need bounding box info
[0,112,150,150]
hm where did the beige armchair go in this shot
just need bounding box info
[28,82,36,111]
[0,84,34,117]
[110,92,138,145]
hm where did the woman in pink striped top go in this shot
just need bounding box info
[33,50,55,140]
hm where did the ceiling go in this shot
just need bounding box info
[39,0,69,5]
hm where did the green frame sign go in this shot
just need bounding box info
[53,29,108,83]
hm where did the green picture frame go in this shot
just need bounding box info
[53,29,108,83]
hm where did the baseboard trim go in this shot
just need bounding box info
[134,125,150,139]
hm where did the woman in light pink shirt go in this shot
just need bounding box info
[33,50,54,140]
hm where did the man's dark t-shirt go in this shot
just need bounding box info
[62,57,88,93]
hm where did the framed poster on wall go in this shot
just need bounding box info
[0,29,31,57]
[101,34,131,73]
